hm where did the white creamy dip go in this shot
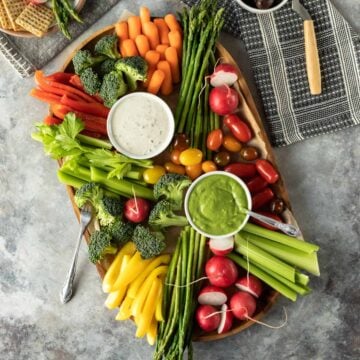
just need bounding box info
[108,93,174,159]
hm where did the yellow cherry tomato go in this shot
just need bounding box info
[170,149,182,165]
[143,165,166,184]
[185,163,203,180]
[164,162,186,175]
[201,160,217,173]
[179,148,203,166]
[223,134,242,152]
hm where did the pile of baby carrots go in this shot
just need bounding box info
[115,7,183,95]
[30,70,109,138]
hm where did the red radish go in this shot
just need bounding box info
[230,292,257,320]
[205,256,238,288]
[198,286,227,306]
[209,85,239,116]
[210,63,238,87]
[235,275,263,298]
[209,236,234,256]
[196,305,221,332]
[217,303,233,334]
[124,197,150,223]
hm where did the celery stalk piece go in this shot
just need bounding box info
[77,134,112,149]
[295,272,310,286]
[61,163,91,182]
[227,253,297,302]
[251,260,311,296]
[57,170,87,189]
[243,223,319,254]
[235,234,296,282]
[242,232,320,276]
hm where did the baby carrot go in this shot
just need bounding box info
[120,39,139,57]
[115,21,129,42]
[142,22,160,50]
[145,50,161,68]
[154,18,170,45]
[135,35,151,57]
[128,16,142,40]
[156,44,169,60]
[168,30,182,59]
[144,67,156,88]
[140,6,151,32]
[165,46,180,84]
[164,14,182,33]
[147,69,165,95]
[157,60,173,95]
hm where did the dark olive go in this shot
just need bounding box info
[254,0,275,9]
[214,151,231,167]
[240,146,260,161]
[173,133,190,152]
[270,198,285,214]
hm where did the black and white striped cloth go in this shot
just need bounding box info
[182,0,360,146]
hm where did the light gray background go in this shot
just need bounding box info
[0,1,359,359]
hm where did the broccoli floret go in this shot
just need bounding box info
[108,219,134,245]
[72,49,106,75]
[88,230,117,263]
[115,56,148,91]
[99,71,128,108]
[94,34,121,60]
[74,182,103,209]
[153,174,192,210]
[149,200,188,229]
[101,196,124,216]
[97,58,116,77]
[133,225,166,259]
[80,67,101,95]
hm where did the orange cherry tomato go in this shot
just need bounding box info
[165,162,186,175]
[170,149,182,165]
[185,163,203,180]
[201,161,217,173]
[207,129,223,151]
[223,134,242,152]
[143,165,166,184]
[179,148,203,166]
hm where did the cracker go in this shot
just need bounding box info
[15,4,54,37]
[2,0,26,31]
[0,0,12,30]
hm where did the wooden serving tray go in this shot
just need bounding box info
[57,25,302,342]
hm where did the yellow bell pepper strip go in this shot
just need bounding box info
[102,242,136,293]
[155,281,164,322]
[115,295,134,321]
[135,278,161,338]
[127,254,170,299]
[146,318,158,346]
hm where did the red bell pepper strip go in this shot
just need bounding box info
[46,72,73,84]
[60,95,109,118]
[252,187,274,210]
[69,74,83,90]
[30,88,62,105]
[224,162,257,179]
[43,115,63,125]
[246,176,268,194]
[250,211,282,231]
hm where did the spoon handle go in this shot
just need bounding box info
[247,210,301,237]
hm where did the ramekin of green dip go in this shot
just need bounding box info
[184,171,252,239]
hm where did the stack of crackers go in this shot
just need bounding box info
[0,0,54,37]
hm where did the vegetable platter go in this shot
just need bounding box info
[30,1,320,357]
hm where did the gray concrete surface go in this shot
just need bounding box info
[0,1,359,359]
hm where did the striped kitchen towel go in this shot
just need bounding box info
[182,0,360,146]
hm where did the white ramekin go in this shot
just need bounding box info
[234,0,289,14]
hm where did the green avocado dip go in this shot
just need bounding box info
[188,174,248,236]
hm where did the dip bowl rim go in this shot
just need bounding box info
[184,171,252,239]
[234,0,289,14]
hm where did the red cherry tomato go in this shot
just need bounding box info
[206,129,223,151]
[124,198,150,223]
[223,114,252,143]
[246,176,268,194]
[170,149,182,165]
[251,211,282,231]
[255,159,279,184]
[224,163,257,179]
[173,133,190,152]
[251,188,274,210]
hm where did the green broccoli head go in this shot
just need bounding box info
[153,174,192,210]
[80,67,101,95]
[99,71,128,108]
[74,182,103,209]
[149,200,188,230]
[88,230,117,263]
[94,34,121,60]
[101,196,124,216]
[97,58,117,77]
[108,219,134,246]
[115,56,148,91]
[133,225,166,259]
[72,49,106,75]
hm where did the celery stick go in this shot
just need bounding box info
[295,272,310,286]
[243,223,319,254]
[90,167,154,200]
[251,260,311,296]
[243,232,320,276]
[235,234,295,282]
[61,164,91,182]
[77,134,112,149]
[227,253,297,302]
[57,170,86,189]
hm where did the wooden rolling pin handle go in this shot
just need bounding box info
[304,20,322,95]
